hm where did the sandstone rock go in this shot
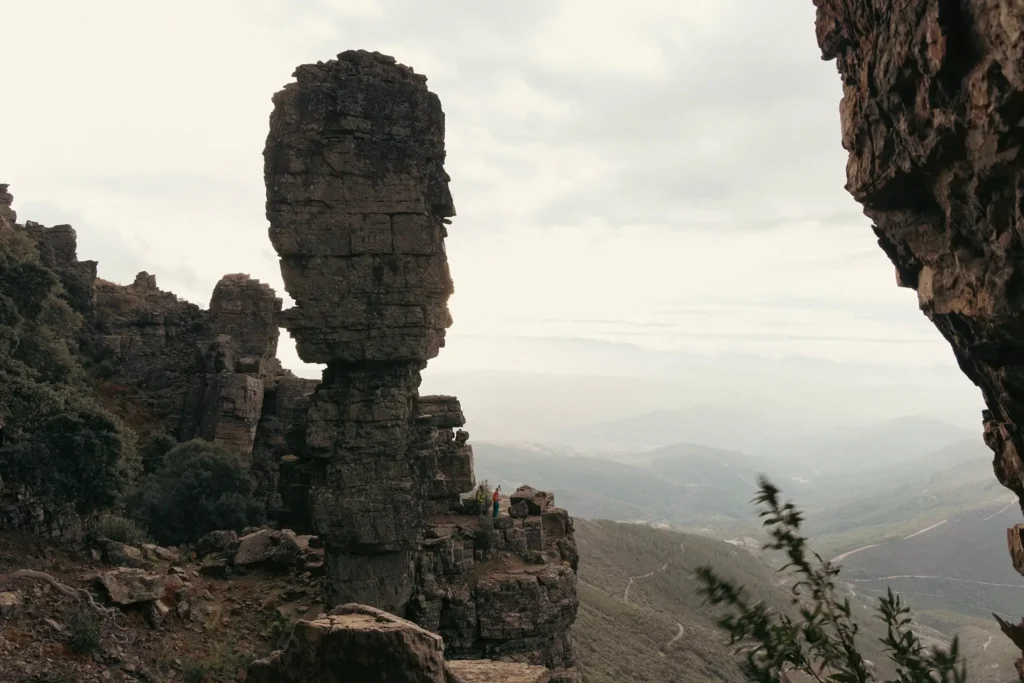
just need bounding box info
[257,48,581,679]
[510,487,553,515]
[234,529,302,568]
[446,660,551,683]
[147,599,171,628]
[107,542,153,569]
[0,591,23,616]
[195,530,239,557]
[474,565,578,642]
[813,0,1024,664]
[265,50,463,610]
[509,501,530,519]
[267,50,454,364]
[199,557,230,578]
[141,543,179,563]
[98,569,166,606]
[246,603,452,683]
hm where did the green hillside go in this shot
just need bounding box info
[573,518,1020,683]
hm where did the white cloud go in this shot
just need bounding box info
[0,0,959,382]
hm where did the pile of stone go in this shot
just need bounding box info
[194,528,324,578]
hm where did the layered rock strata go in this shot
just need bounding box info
[265,49,455,613]
[0,187,313,515]
[811,0,1024,663]
[179,274,282,461]
[264,50,579,680]
[247,603,554,683]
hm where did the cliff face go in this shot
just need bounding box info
[263,50,580,680]
[811,0,1024,660]
[0,195,315,515]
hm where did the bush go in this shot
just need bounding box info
[0,407,133,525]
[91,513,147,545]
[65,608,102,655]
[139,430,177,475]
[128,440,264,546]
[696,477,967,683]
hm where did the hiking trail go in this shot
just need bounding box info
[659,622,685,657]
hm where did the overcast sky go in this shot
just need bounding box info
[1,0,963,378]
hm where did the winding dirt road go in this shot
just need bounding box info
[622,543,688,655]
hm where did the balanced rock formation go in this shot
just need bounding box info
[263,50,580,681]
[811,0,1024,663]
[265,49,456,612]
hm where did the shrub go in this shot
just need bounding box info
[696,476,967,683]
[0,406,133,525]
[91,513,147,545]
[128,440,264,546]
[139,430,177,475]
[65,608,102,655]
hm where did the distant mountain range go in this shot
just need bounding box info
[419,337,985,446]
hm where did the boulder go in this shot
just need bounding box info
[510,486,553,515]
[98,568,167,606]
[234,529,301,568]
[147,599,171,628]
[0,591,23,616]
[99,540,153,569]
[141,543,179,563]
[200,556,230,578]
[508,501,530,519]
[195,530,239,557]
[247,603,453,683]
[447,661,551,683]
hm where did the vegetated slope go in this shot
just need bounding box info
[806,443,1007,549]
[572,519,1018,683]
[832,498,1024,619]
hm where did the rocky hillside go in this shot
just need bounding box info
[0,50,584,681]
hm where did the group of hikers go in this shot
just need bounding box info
[474,482,502,518]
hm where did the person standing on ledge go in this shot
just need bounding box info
[475,485,488,515]
[492,486,502,519]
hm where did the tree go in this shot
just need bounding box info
[696,477,967,683]
[128,440,265,546]
[139,430,178,475]
[0,406,133,529]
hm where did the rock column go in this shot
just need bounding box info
[265,50,455,612]
[812,0,1024,667]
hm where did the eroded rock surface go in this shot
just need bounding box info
[264,50,580,680]
[812,0,1024,661]
[447,660,551,683]
[265,49,456,612]
[247,603,454,683]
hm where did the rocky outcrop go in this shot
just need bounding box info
[179,274,282,460]
[248,604,455,683]
[247,603,554,683]
[252,374,319,524]
[811,0,1024,662]
[264,50,579,680]
[265,49,456,614]
[2,188,310,507]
